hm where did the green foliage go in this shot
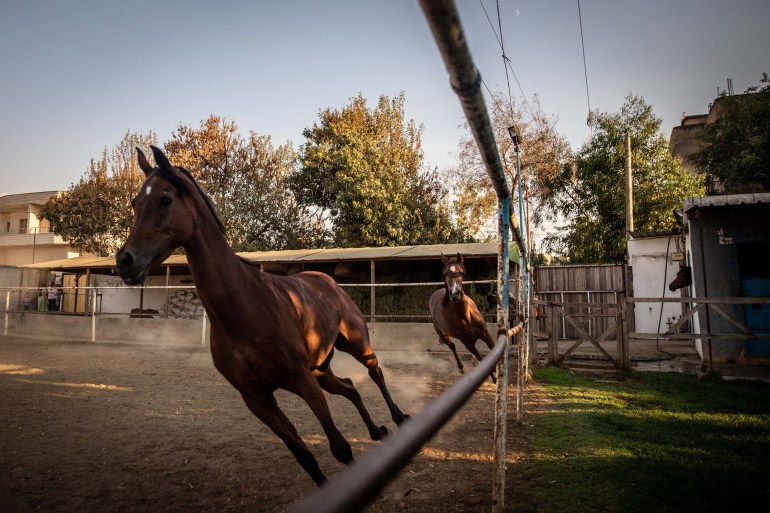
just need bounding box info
[546,95,705,263]
[515,367,770,513]
[690,74,770,193]
[164,115,330,251]
[290,93,464,247]
[40,131,157,256]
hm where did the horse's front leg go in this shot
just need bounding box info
[240,390,327,485]
[461,339,497,384]
[439,335,465,374]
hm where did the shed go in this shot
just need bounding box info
[684,193,770,363]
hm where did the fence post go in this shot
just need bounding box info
[91,288,96,342]
[3,289,10,336]
[201,310,208,346]
[620,293,631,370]
[548,303,558,365]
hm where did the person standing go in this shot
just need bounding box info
[46,282,59,312]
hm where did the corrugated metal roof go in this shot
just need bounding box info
[684,193,770,212]
[20,242,514,271]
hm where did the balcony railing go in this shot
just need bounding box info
[0,226,54,236]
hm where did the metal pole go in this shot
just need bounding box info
[4,290,10,336]
[493,196,511,513]
[201,310,207,346]
[514,143,527,423]
[625,134,634,240]
[370,259,376,326]
[289,326,522,513]
[91,288,96,342]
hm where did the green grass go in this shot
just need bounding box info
[513,367,770,513]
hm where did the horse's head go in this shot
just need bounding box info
[442,253,466,301]
[668,264,692,292]
[116,146,204,285]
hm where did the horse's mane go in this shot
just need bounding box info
[157,165,263,268]
[154,165,226,235]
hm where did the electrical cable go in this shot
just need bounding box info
[655,234,675,357]
[577,0,591,116]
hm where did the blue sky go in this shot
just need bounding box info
[1,0,768,195]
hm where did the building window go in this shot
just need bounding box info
[19,218,28,234]
[5,222,9,233]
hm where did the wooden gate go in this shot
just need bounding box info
[536,298,630,370]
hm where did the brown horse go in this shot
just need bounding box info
[428,254,497,383]
[116,146,407,485]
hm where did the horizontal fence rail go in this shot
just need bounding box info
[289,323,523,513]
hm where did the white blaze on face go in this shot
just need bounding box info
[145,185,152,195]
[448,265,460,295]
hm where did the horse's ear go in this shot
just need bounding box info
[456,253,464,264]
[441,252,448,265]
[150,146,173,171]
[136,147,154,176]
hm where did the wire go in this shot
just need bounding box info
[577,0,592,116]
[478,0,537,120]
[655,234,675,357]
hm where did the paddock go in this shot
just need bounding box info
[0,334,529,513]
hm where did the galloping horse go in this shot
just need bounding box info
[428,254,497,383]
[116,146,407,485]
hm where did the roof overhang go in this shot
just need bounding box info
[19,242,517,274]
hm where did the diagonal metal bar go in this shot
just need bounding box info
[288,324,523,513]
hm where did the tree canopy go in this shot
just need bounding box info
[449,92,573,240]
[289,93,463,247]
[41,117,328,257]
[690,73,770,194]
[165,115,327,251]
[545,95,705,263]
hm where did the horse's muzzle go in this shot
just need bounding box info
[448,290,462,301]
[115,247,147,286]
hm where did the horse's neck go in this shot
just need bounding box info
[182,216,257,315]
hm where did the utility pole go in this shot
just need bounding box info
[625,134,634,240]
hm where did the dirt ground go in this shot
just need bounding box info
[0,335,537,513]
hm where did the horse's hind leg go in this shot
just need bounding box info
[290,369,355,466]
[240,390,328,485]
[313,365,389,440]
[336,332,409,425]
[361,354,409,425]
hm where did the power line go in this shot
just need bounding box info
[478,0,537,120]
[577,0,591,116]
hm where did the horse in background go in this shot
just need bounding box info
[669,264,692,291]
[116,146,408,485]
[429,254,497,383]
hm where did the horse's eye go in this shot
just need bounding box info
[160,196,172,206]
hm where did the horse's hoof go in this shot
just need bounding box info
[458,367,466,375]
[373,425,389,440]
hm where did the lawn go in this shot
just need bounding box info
[511,367,770,513]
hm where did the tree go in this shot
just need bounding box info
[545,95,705,263]
[690,73,770,193]
[289,93,463,247]
[164,115,328,251]
[40,131,158,256]
[448,92,573,241]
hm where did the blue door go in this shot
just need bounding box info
[743,278,770,356]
